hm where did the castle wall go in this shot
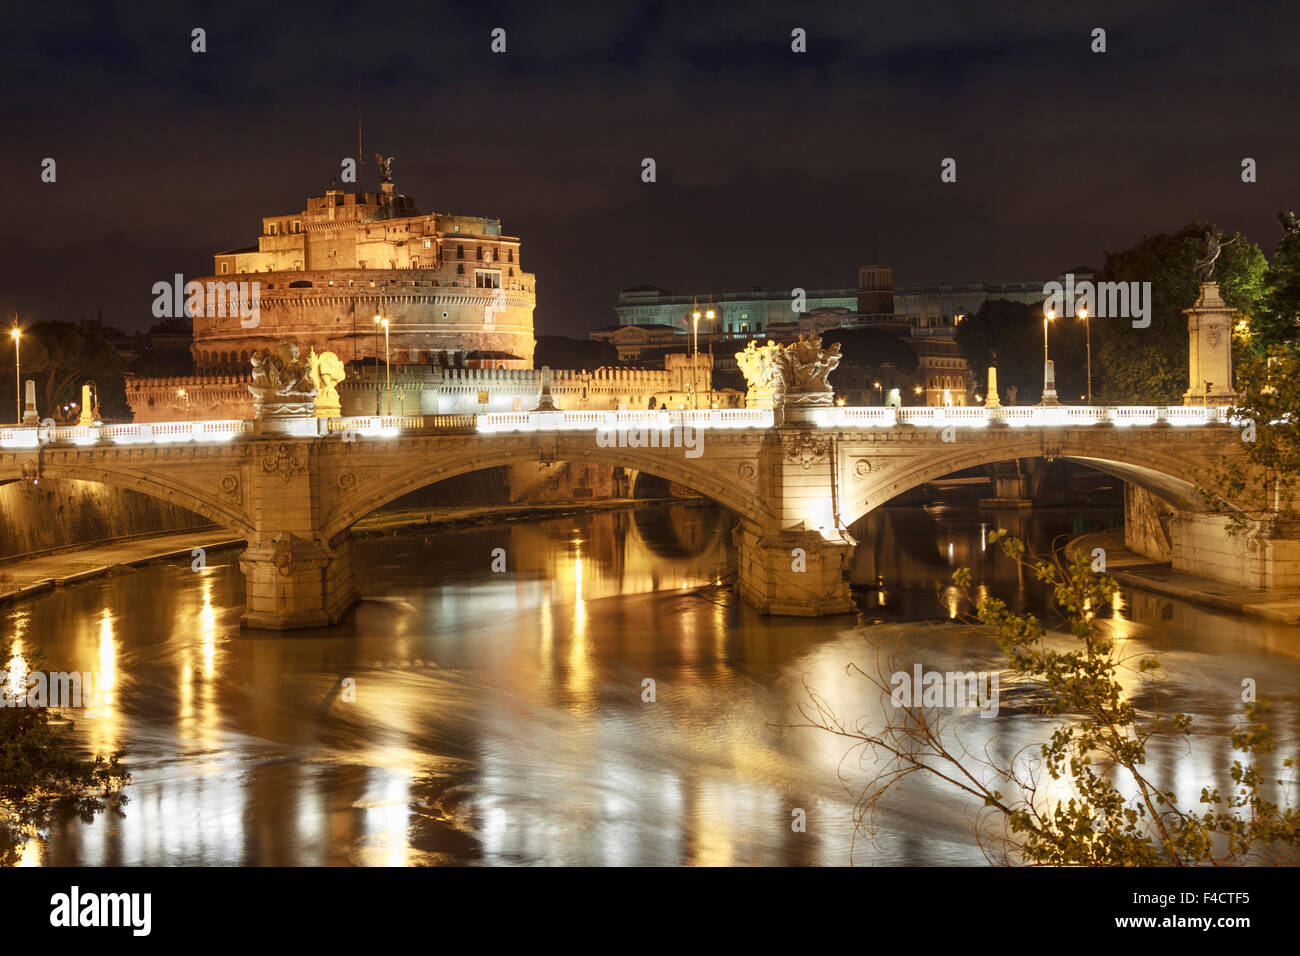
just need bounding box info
[126,363,742,422]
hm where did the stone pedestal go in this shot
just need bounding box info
[1040,360,1059,405]
[22,380,38,425]
[1183,282,1235,405]
[734,522,855,616]
[985,366,1002,408]
[240,533,357,629]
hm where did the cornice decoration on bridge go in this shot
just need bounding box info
[262,443,307,482]
[785,431,830,470]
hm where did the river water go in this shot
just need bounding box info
[6,502,1299,865]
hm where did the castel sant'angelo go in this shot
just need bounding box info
[191,159,536,373]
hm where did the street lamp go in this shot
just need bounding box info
[177,388,190,420]
[1043,308,1054,368]
[913,384,924,406]
[1078,305,1092,405]
[873,381,882,405]
[704,305,715,409]
[381,318,391,416]
[10,326,19,425]
[1041,308,1059,405]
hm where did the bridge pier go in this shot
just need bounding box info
[733,521,855,616]
[238,437,358,629]
[239,533,356,629]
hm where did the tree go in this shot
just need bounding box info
[0,640,129,865]
[533,335,621,370]
[4,321,130,421]
[130,348,195,379]
[796,534,1300,865]
[954,299,1088,404]
[1251,228,1300,351]
[1199,344,1300,527]
[1093,221,1266,404]
[820,327,920,401]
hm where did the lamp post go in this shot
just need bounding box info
[1043,308,1053,370]
[381,318,391,416]
[373,314,384,414]
[691,300,701,410]
[9,326,18,425]
[1041,308,1058,405]
[1078,305,1092,405]
[177,388,190,420]
[873,380,882,405]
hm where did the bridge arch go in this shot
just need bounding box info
[0,457,254,536]
[839,431,1231,529]
[321,436,766,540]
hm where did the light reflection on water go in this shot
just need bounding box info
[4,502,1298,865]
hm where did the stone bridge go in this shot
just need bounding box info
[1,403,1283,629]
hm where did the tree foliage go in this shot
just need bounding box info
[1093,221,1265,404]
[797,535,1300,865]
[1199,345,1300,526]
[1251,231,1300,351]
[0,640,129,865]
[533,335,621,371]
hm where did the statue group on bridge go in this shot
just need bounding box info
[735,333,842,408]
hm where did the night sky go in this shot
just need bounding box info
[2,1,1298,338]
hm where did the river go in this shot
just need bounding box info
[6,501,1299,865]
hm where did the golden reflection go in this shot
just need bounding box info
[7,637,26,701]
[97,609,116,710]
[200,581,217,680]
[566,543,595,712]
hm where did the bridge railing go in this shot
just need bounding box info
[477,408,776,433]
[0,404,1242,449]
[327,415,475,437]
[0,420,253,448]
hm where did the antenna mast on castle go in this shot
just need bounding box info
[356,82,364,191]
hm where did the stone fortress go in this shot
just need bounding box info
[130,167,734,421]
[191,164,536,374]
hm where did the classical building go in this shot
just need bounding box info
[596,266,1018,405]
[190,175,536,373]
[607,267,1045,338]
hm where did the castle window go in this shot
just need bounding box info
[457,264,464,275]
[476,246,483,260]
[475,270,501,289]
[292,221,301,234]
[508,268,514,277]
[493,248,499,261]
[508,250,514,263]
[220,263,228,274]
[424,239,432,248]
[457,245,464,259]
[268,223,277,236]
